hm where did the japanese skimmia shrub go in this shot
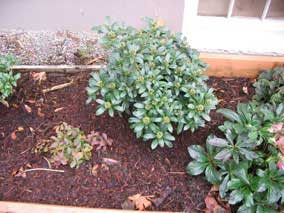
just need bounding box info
[0,55,20,103]
[253,67,284,105]
[87,17,217,149]
[187,67,284,212]
[49,122,93,168]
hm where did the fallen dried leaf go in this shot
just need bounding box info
[152,187,173,207]
[91,165,99,176]
[24,104,32,113]
[17,126,24,132]
[54,107,64,112]
[1,100,9,108]
[101,163,109,172]
[121,199,135,210]
[102,158,120,166]
[11,131,17,140]
[242,86,249,95]
[31,72,47,84]
[164,158,171,167]
[128,194,155,211]
[12,103,19,108]
[14,167,26,178]
[87,131,113,151]
[29,127,35,133]
[37,108,45,117]
[26,99,36,104]
[0,132,5,138]
[205,186,231,213]
[218,99,225,103]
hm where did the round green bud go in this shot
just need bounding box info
[163,116,170,124]
[137,76,144,82]
[156,131,163,139]
[145,104,151,110]
[149,89,154,96]
[97,80,104,88]
[160,39,167,44]
[196,104,204,112]
[161,96,168,102]
[175,82,180,88]
[142,116,151,125]
[189,89,196,96]
[109,82,116,89]
[109,32,116,38]
[104,102,112,109]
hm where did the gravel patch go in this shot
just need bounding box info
[0,30,105,65]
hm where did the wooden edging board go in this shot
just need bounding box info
[0,201,166,213]
[11,53,284,79]
[201,53,284,78]
[2,53,284,213]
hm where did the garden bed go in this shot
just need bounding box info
[0,71,254,212]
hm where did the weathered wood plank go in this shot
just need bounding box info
[10,53,284,78]
[0,201,163,213]
[11,65,103,73]
[201,53,284,78]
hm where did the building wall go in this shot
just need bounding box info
[0,0,184,31]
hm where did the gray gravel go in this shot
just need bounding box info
[0,30,105,65]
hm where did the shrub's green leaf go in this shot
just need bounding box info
[214,149,231,161]
[186,161,207,175]
[229,190,243,205]
[219,175,229,198]
[205,165,221,184]
[208,137,229,147]
[188,145,207,161]
[96,107,105,116]
[151,140,159,150]
[217,108,241,123]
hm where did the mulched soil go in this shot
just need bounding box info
[0,73,254,212]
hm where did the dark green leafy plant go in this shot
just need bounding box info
[49,122,93,168]
[187,66,284,212]
[87,17,217,149]
[253,67,284,105]
[188,122,284,211]
[0,55,20,103]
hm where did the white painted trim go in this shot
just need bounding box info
[261,0,272,20]
[182,0,199,37]
[182,1,284,56]
[227,0,235,18]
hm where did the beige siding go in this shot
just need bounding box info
[0,0,184,31]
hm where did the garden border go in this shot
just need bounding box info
[11,53,284,78]
[0,201,162,213]
[1,53,284,212]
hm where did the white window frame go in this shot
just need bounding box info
[182,0,284,56]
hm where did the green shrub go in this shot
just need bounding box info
[253,67,284,105]
[0,55,20,103]
[187,67,284,212]
[87,17,217,149]
[49,122,93,168]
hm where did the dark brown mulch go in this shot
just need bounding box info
[0,73,254,212]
